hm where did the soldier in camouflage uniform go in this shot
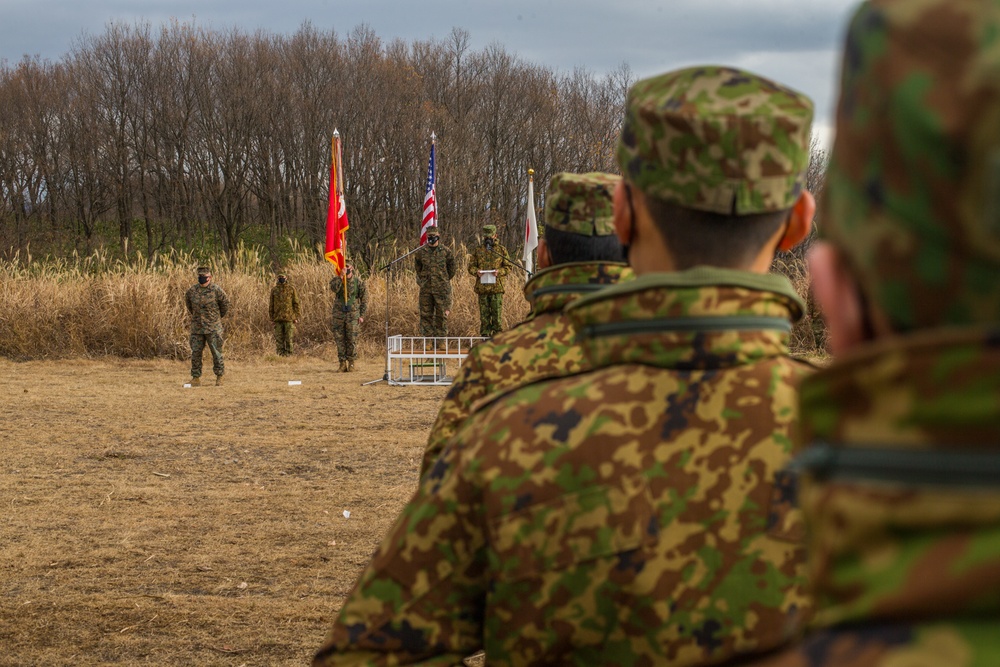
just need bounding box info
[467,223,511,336]
[185,267,230,387]
[421,172,630,477]
[737,2,1000,665]
[269,273,300,356]
[315,67,818,666]
[330,264,367,372]
[414,226,456,337]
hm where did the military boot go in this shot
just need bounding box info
[189,377,200,387]
[347,360,355,372]
[338,360,348,372]
[215,375,224,386]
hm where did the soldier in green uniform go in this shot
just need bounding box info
[269,273,300,356]
[421,172,630,477]
[330,264,367,372]
[185,267,230,387]
[466,223,511,336]
[414,226,456,338]
[315,66,818,665]
[736,1,1000,665]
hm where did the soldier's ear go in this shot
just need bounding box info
[613,180,634,247]
[777,191,815,252]
[537,238,553,269]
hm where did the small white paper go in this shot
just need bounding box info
[183,384,192,388]
[342,510,351,519]
[288,380,302,386]
[479,269,497,285]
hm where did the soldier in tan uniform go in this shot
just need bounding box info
[421,172,630,477]
[735,1,1000,665]
[315,66,817,666]
[269,273,300,356]
[467,223,511,337]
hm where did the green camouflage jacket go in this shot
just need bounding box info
[330,276,368,317]
[420,261,632,477]
[315,268,814,667]
[185,283,230,334]
[414,244,456,295]
[739,327,1000,667]
[269,283,300,322]
[467,242,511,295]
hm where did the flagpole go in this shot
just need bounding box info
[333,129,348,303]
[431,132,438,230]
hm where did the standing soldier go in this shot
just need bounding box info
[269,273,300,356]
[422,173,630,476]
[737,1,1000,665]
[413,225,455,337]
[466,223,510,336]
[330,263,367,372]
[185,266,230,387]
[315,66,818,665]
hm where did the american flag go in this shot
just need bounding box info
[420,137,437,245]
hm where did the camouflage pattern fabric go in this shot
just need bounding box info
[185,283,229,335]
[189,332,224,379]
[270,282,300,356]
[545,172,619,236]
[476,293,502,337]
[468,238,511,336]
[415,244,455,337]
[468,240,510,295]
[421,261,632,477]
[269,282,300,322]
[817,0,1000,330]
[616,66,813,214]
[331,275,367,363]
[186,282,229,378]
[315,268,814,666]
[273,321,294,356]
[739,328,1000,667]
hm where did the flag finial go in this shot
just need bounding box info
[431,131,436,142]
[333,128,340,138]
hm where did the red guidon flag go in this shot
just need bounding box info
[325,131,349,276]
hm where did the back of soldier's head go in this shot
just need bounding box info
[821,0,1000,330]
[617,66,814,268]
[543,172,625,265]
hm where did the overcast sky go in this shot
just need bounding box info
[3,0,860,147]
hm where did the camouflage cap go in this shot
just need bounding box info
[197,266,211,275]
[482,224,497,236]
[616,66,813,215]
[544,172,619,236]
[821,0,1000,329]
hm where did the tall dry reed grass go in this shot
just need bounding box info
[0,244,530,361]
[0,245,825,360]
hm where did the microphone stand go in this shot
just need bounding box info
[362,244,424,386]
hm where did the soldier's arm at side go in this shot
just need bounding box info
[292,288,301,321]
[498,247,511,278]
[313,445,487,666]
[185,288,193,315]
[358,280,368,319]
[446,249,456,280]
[269,290,276,321]
[216,287,230,318]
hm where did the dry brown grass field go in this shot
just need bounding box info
[1,354,447,666]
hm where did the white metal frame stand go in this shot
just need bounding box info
[386,336,486,386]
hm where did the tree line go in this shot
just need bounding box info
[0,21,634,270]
